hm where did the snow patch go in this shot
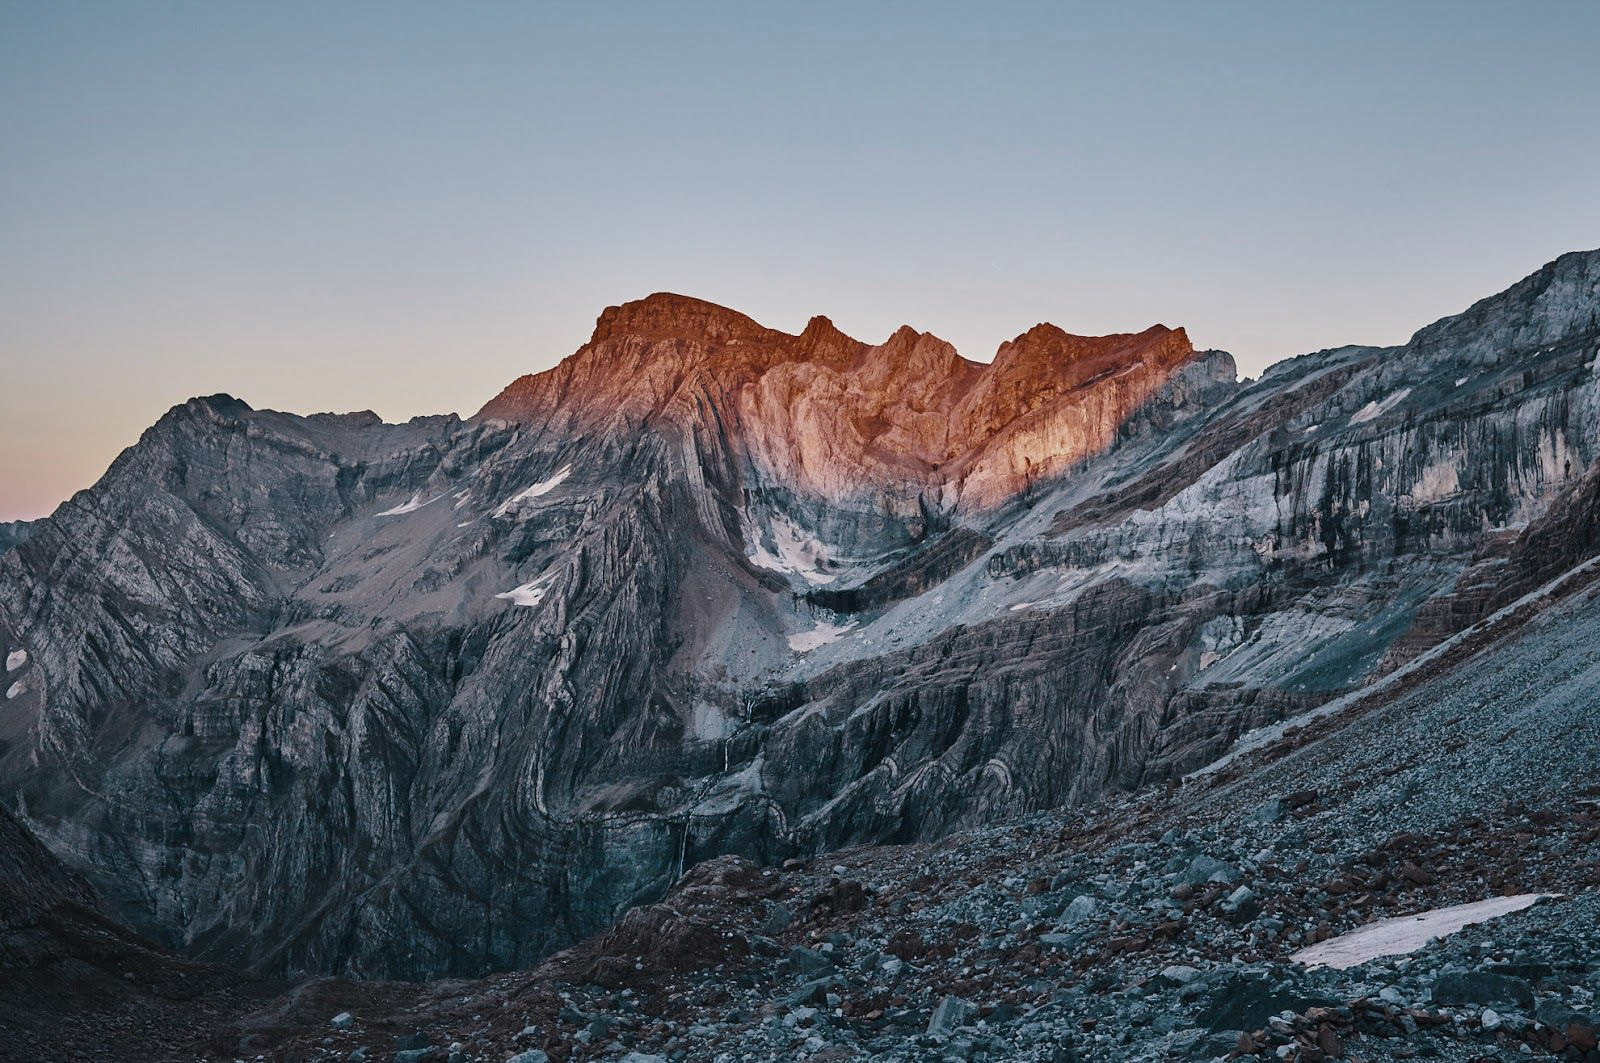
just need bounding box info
[5,650,25,672]
[1290,894,1554,970]
[376,492,439,517]
[492,465,573,518]
[788,618,857,652]
[1349,387,1413,425]
[1455,377,1469,387]
[744,512,836,585]
[4,680,22,700]
[494,570,557,608]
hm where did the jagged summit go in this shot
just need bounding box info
[478,296,1205,508]
[1406,245,1600,366]
[587,291,775,346]
[494,293,1192,403]
[185,392,254,416]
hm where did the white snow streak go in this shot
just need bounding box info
[5,650,25,672]
[1290,894,1554,970]
[1349,387,1413,425]
[492,465,572,518]
[788,619,857,652]
[494,570,557,608]
[744,512,836,585]
[376,492,439,517]
[4,680,22,700]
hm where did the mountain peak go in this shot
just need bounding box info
[997,321,1185,360]
[589,293,770,346]
[479,297,1211,507]
[796,314,863,363]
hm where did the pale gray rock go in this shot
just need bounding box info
[928,994,976,1036]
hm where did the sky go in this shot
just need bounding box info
[2,2,1599,521]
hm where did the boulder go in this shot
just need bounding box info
[1430,970,1534,1008]
[928,995,977,1037]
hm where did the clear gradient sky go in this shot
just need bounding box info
[3,2,1599,521]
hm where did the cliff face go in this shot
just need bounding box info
[479,294,1200,521]
[1,250,1598,981]
[0,801,285,1059]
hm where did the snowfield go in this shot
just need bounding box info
[492,465,573,518]
[788,618,857,652]
[1290,894,1554,970]
[1348,387,1412,425]
[744,512,836,585]
[494,571,557,608]
[5,650,24,672]
[376,492,442,517]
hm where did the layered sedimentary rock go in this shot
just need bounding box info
[1,249,1597,982]
[480,294,1198,526]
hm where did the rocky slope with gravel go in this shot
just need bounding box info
[1,248,1598,993]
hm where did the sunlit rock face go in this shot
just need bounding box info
[1,250,1598,980]
[480,294,1201,532]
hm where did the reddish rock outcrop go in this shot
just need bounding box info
[478,293,1200,510]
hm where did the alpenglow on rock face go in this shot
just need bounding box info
[0,250,1598,980]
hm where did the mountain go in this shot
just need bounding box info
[1,249,1598,993]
